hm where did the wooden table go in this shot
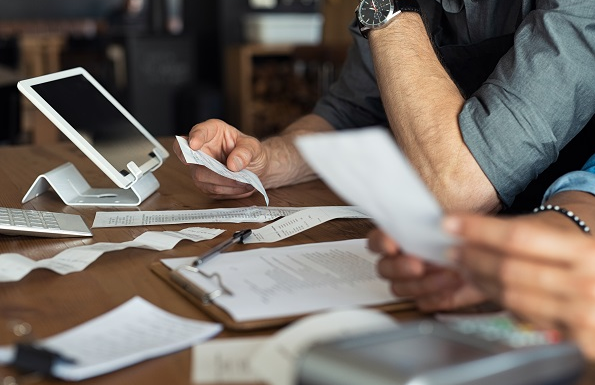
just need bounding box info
[0,139,593,384]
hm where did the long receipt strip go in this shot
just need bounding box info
[295,128,456,265]
[176,136,269,205]
[0,227,224,282]
[244,206,369,243]
[161,238,398,323]
[92,206,367,228]
[0,297,222,381]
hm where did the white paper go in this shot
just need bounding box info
[295,128,455,265]
[192,337,267,384]
[0,227,224,282]
[93,206,310,228]
[0,297,222,381]
[244,206,370,244]
[251,308,399,385]
[161,239,399,323]
[176,136,269,205]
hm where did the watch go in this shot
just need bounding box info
[356,0,421,39]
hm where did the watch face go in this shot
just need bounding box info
[358,0,394,28]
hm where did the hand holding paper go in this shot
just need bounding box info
[176,136,269,205]
[295,128,456,265]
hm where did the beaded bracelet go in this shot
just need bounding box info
[533,204,591,234]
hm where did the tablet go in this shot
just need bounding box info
[18,67,169,189]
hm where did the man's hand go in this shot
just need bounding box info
[368,228,487,312]
[173,119,268,200]
[444,213,595,359]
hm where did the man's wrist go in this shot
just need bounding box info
[368,11,424,44]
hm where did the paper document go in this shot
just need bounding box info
[295,128,455,265]
[0,227,224,282]
[176,136,269,205]
[92,206,355,228]
[161,238,399,322]
[244,206,370,244]
[0,297,222,381]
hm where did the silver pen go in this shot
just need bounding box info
[191,229,252,267]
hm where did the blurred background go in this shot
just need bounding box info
[0,0,355,146]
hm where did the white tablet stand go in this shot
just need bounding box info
[22,154,163,207]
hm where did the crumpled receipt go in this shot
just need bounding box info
[176,136,269,205]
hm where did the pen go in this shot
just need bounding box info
[191,229,252,267]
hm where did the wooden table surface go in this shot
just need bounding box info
[0,138,593,384]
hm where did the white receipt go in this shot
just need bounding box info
[192,337,268,384]
[92,206,311,228]
[244,206,370,244]
[0,297,222,381]
[176,136,269,205]
[0,227,224,282]
[295,128,456,265]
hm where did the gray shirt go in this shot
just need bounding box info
[312,0,595,207]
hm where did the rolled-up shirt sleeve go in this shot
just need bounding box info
[542,154,595,202]
[459,1,595,207]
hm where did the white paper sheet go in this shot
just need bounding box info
[0,227,224,282]
[93,206,325,228]
[161,239,399,323]
[243,206,370,244]
[295,128,456,265]
[251,308,399,385]
[176,136,269,205]
[0,297,222,381]
[192,337,267,384]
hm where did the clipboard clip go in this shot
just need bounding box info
[170,265,233,305]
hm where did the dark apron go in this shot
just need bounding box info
[425,2,595,213]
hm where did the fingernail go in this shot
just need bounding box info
[443,216,462,235]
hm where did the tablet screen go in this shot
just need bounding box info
[31,74,157,176]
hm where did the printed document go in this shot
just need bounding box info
[161,238,399,322]
[295,128,456,265]
[176,136,269,205]
[0,297,222,381]
[92,206,365,228]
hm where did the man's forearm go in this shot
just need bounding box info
[369,13,500,213]
[260,114,335,188]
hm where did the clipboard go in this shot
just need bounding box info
[151,261,416,331]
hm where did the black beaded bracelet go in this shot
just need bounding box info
[533,204,591,234]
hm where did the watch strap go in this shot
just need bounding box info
[395,0,421,14]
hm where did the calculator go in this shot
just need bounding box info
[297,320,585,385]
[0,207,92,238]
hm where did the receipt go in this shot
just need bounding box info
[176,136,269,205]
[0,227,224,282]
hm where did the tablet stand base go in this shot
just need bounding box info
[22,162,160,207]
